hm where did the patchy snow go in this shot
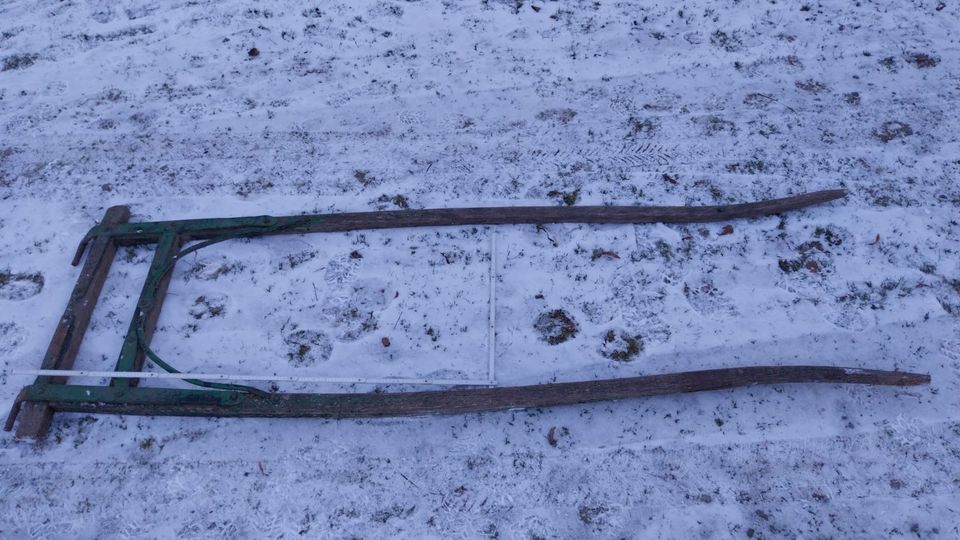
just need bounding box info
[1,0,959,537]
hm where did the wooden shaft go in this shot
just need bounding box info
[282,190,849,232]
[15,206,130,439]
[36,366,928,419]
[101,190,847,244]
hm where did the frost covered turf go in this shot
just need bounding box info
[1,0,959,537]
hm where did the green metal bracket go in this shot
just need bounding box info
[113,230,180,387]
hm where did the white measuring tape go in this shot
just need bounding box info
[12,369,492,386]
[487,230,497,385]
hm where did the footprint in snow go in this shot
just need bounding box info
[683,277,738,318]
[283,329,333,367]
[323,254,359,286]
[0,271,44,301]
[0,321,27,355]
[941,327,960,363]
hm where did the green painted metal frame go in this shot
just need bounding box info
[4,189,931,440]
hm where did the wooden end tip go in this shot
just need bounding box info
[822,188,848,201]
[897,371,932,386]
[104,205,132,220]
[71,237,90,267]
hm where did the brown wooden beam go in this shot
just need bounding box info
[15,205,130,440]
[96,189,848,244]
[34,366,929,419]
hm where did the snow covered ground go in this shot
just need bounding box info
[1,0,959,537]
